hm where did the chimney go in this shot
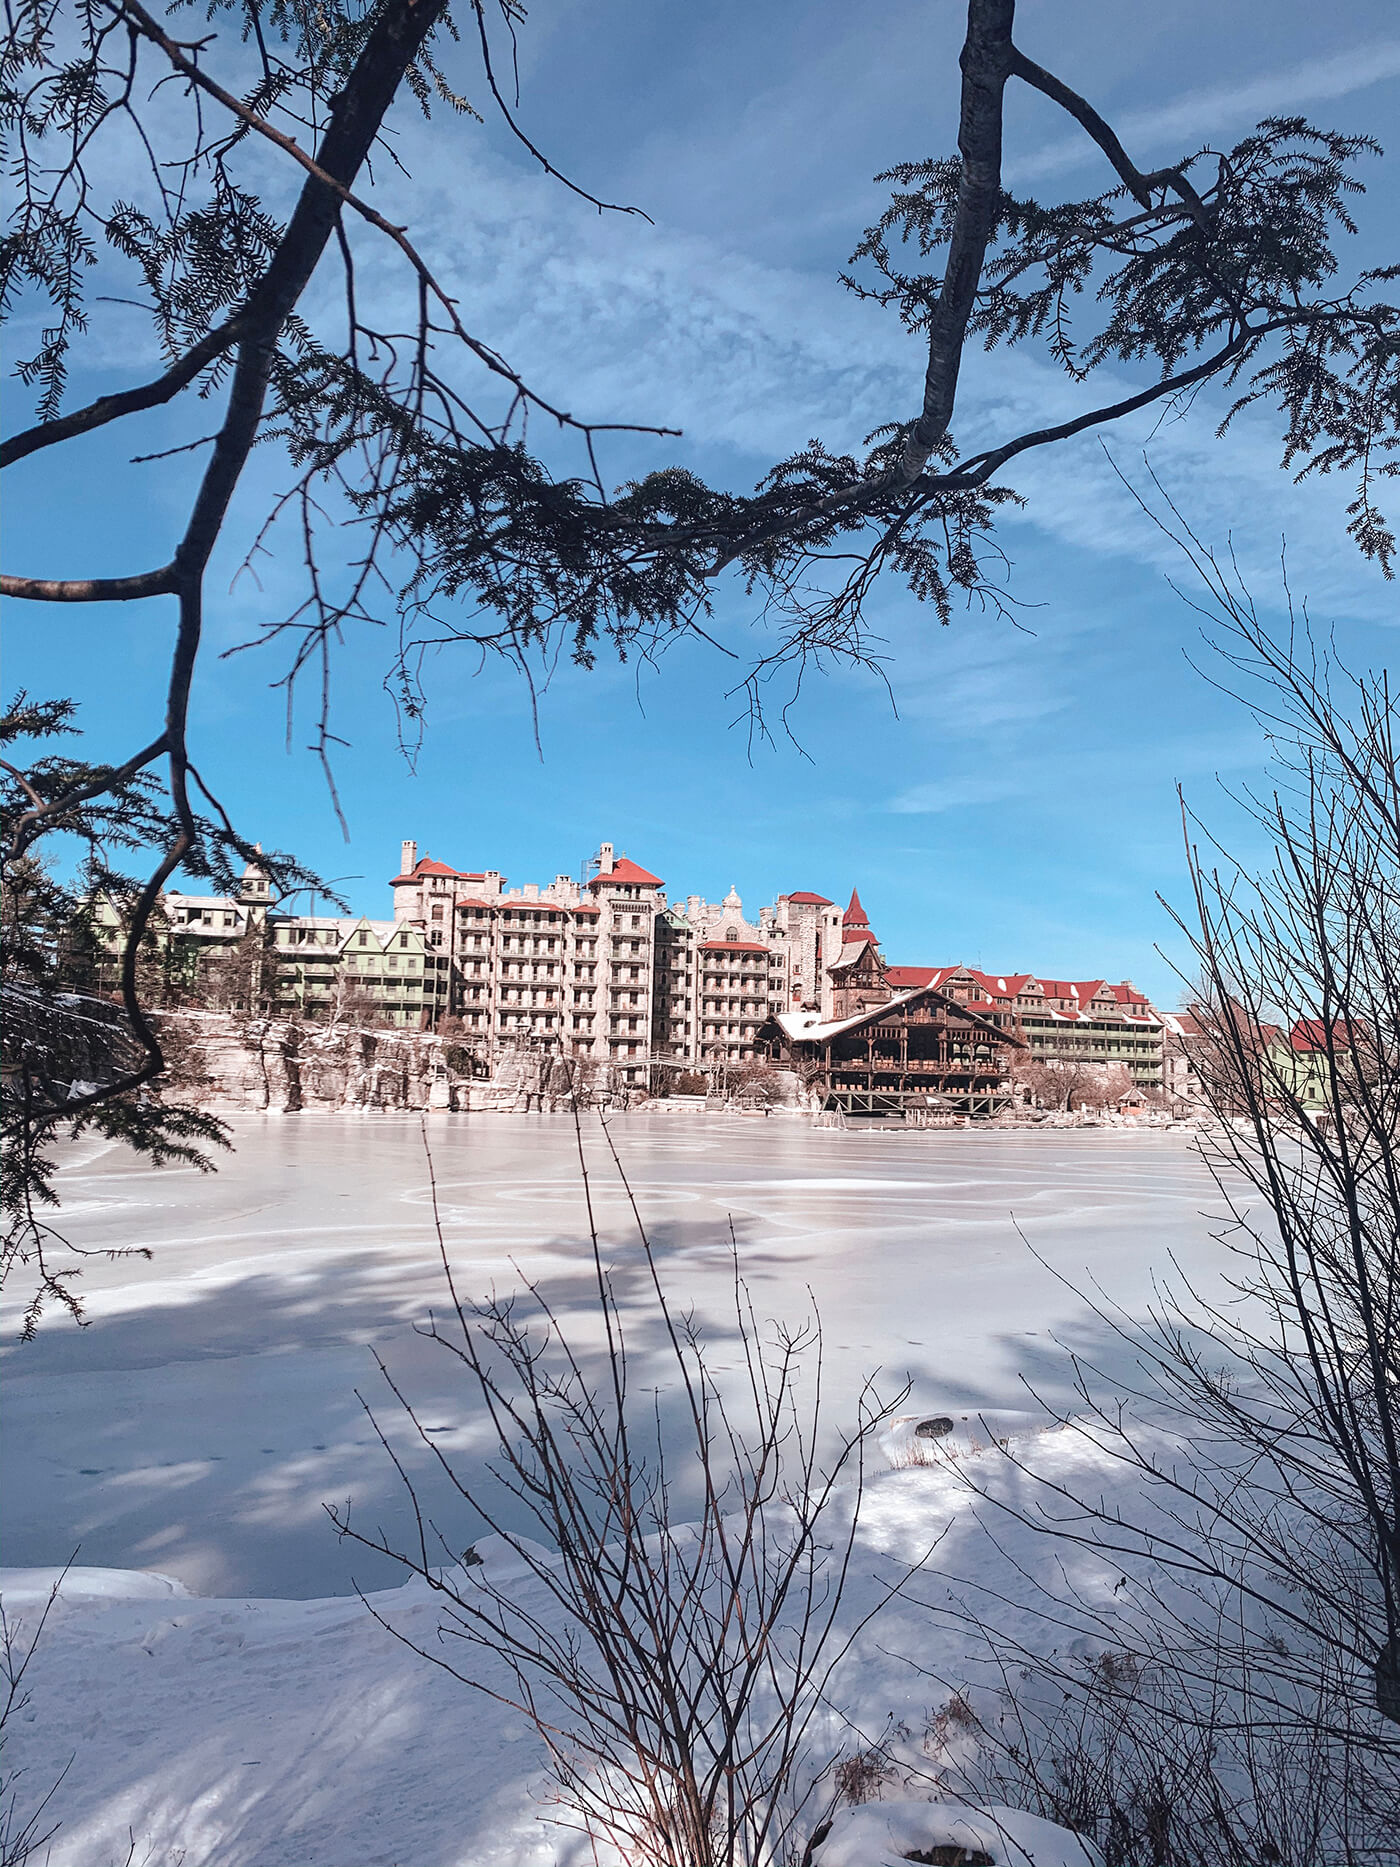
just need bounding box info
[400,840,417,876]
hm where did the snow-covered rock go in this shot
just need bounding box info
[879,1409,1067,1470]
[808,1798,1104,1867]
[0,1566,191,1605]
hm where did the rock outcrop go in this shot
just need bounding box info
[157,1012,625,1114]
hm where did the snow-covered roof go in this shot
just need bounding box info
[885,964,960,992]
[776,980,1024,1050]
[166,892,244,912]
[827,938,879,972]
[774,1002,910,1044]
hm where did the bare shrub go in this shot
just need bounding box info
[905,539,1400,1862]
[927,1614,1399,1867]
[329,1116,918,1866]
[0,1575,68,1867]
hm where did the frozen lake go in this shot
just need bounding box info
[2,1111,1229,1597]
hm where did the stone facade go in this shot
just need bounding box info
[86,836,1173,1091]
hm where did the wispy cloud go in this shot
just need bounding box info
[887,774,1029,815]
[350,137,1393,630]
[1009,39,1400,184]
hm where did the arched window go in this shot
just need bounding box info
[725,928,738,942]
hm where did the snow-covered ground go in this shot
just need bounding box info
[1,1113,1229,1864]
[5,1424,1154,1865]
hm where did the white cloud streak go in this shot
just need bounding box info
[887,774,1029,814]
[1009,39,1400,185]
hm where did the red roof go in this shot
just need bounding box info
[843,887,869,927]
[1031,978,1107,1005]
[1291,1018,1350,1053]
[965,970,1033,1001]
[886,965,933,990]
[589,857,663,889]
[702,940,769,953]
[886,964,962,992]
[574,902,600,915]
[454,897,496,910]
[783,891,834,906]
[389,857,484,885]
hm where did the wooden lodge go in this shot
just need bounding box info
[758,887,1023,1116]
[761,983,1021,1116]
[759,894,1022,1117]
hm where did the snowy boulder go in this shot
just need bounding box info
[806,1798,1104,1867]
[0,1566,191,1605]
[879,1410,1066,1470]
[457,1531,560,1582]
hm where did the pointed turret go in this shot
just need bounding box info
[843,887,869,932]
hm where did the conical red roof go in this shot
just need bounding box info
[843,887,869,927]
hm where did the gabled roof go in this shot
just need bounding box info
[1108,981,1151,1007]
[964,970,1034,1001]
[783,891,834,906]
[1034,978,1106,1002]
[772,981,1024,1050]
[1163,1010,1207,1038]
[885,964,961,993]
[828,938,881,973]
[589,857,663,889]
[1290,1017,1351,1053]
[389,856,484,886]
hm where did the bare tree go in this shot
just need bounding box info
[3,0,1397,1166]
[726,1060,787,1111]
[1014,1058,1092,1111]
[916,541,1400,1848]
[825,539,1400,1867]
[329,1117,920,1866]
[1163,560,1400,1725]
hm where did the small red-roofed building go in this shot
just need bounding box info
[1270,1015,1356,1112]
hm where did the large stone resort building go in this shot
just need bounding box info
[104,837,1173,1095]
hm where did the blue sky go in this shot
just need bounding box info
[5,0,1399,1005]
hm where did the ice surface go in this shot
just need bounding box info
[2,1112,1227,1599]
